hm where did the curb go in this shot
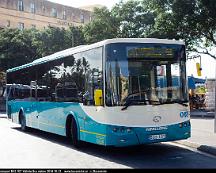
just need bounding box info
[198,145,216,156]
[174,141,216,156]
[190,112,215,118]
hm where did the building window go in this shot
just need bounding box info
[42,4,45,13]
[80,14,84,23]
[7,20,10,27]
[30,3,35,13]
[18,0,24,11]
[63,10,67,20]
[31,24,36,29]
[51,8,57,18]
[71,13,75,21]
[18,22,24,30]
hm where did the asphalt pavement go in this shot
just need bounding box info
[174,109,216,156]
[1,115,216,169]
[1,110,216,157]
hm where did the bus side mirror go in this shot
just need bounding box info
[51,93,56,101]
[94,89,103,106]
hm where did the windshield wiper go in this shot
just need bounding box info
[121,99,161,110]
[152,100,189,107]
[172,100,189,107]
[121,99,145,110]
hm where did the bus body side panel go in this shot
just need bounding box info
[37,102,66,136]
[8,100,35,125]
[79,112,107,146]
[7,100,191,147]
[36,102,86,137]
[7,100,108,145]
[36,102,108,145]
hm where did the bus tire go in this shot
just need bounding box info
[19,111,28,131]
[68,116,80,148]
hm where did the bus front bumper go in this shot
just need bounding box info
[106,121,191,147]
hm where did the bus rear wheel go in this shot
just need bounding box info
[19,112,28,131]
[68,117,80,148]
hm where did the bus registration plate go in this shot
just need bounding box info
[149,134,166,140]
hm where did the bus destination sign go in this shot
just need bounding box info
[127,47,174,58]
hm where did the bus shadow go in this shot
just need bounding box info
[11,126,215,168]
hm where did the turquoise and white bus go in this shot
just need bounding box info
[6,38,190,147]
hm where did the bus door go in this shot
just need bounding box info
[23,87,39,129]
[6,84,13,119]
[36,87,64,134]
[28,101,39,129]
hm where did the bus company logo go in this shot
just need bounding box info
[146,126,168,132]
[153,116,162,123]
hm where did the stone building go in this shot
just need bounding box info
[0,0,93,30]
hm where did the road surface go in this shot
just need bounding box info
[0,117,215,169]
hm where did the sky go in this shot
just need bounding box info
[48,0,121,9]
[48,0,216,79]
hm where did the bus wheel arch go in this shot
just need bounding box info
[66,113,80,147]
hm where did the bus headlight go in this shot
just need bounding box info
[112,128,118,132]
[112,127,132,133]
[126,128,132,133]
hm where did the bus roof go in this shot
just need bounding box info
[7,38,185,73]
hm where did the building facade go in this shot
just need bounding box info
[0,0,93,30]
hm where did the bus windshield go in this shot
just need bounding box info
[105,43,188,107]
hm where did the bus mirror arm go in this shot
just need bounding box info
[51,93,56,101]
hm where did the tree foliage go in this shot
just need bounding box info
[0,0,215,75]
[0,26,85,72]
[83,0,215,59]
[0,29,39,71]
[83,7,120,43]
[112,0,155,38]
[145,0,216,59]
[36,26,85,57]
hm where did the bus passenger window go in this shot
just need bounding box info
[83,68,103,106]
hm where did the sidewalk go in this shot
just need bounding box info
[174,110,216,156]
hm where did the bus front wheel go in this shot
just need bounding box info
[68,117,80,148]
